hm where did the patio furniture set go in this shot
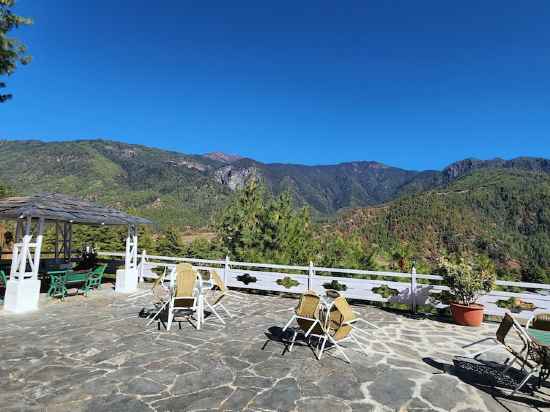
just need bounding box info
[139,263,550,394]
[142,263,235,331]
[47,263,107,300]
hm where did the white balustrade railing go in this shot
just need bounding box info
[98,251,550,319]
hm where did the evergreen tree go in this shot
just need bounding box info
[157,227,185,257]
[1,0,32,102]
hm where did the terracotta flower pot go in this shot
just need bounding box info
[450,302,484,327]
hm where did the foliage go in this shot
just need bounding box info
[156,227,185,257]
[323,279,347,291]
[236,273,257,285]
[217,180,315,265]
[438,257,496,306]
[1,0,32,102]
[372,285,399,299]
[341,169,550,283]
[316,234,376,270]
[276,276,300,289]
[496,297,536,313]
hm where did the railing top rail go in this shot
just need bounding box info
[495,279,550,290]
[98,250,550,291]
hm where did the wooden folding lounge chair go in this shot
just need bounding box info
[203,269,232,325]
[283,290,327,355]
[464,312,540,395]
[320,295,370,363]
[167,263,200,331]
[145,273,171,326]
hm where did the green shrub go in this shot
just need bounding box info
[276,276,300,289]
[323,279,347,291]
[438,257,495,306]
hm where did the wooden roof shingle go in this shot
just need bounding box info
[0,193,152,225]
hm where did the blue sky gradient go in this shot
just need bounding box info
[2,1,550,169]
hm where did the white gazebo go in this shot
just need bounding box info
[0,193,152,313]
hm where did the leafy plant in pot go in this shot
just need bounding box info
[438,257,496,327]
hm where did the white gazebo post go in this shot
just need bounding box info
[115,224,139,293]
[4,216,45,313]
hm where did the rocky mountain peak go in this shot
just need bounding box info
[204,152,243,164]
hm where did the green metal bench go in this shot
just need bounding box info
[0,270,7,303]
[87,264,107,290]
[48,264,108,300]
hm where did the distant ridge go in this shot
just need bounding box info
[0,138,548,227]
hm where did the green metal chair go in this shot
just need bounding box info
[0,270,7,303]
[86,264,107,290]
[48,271,69,300]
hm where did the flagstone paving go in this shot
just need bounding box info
[1,286,549,411]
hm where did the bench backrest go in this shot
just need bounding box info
[66,272,89,283]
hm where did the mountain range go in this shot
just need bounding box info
[0,139,549,229]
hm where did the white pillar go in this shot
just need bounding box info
[223,255,230,285]
[410,265,417,313]
[308,261,315,291]
[116,224,138,293]
[4,217,44,314]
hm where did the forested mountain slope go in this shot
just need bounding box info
[1,139,549,232]
[337,169,550,281]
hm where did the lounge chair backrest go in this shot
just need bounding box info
[496,313,531,359]
[495,313,515,345]
[210,270,227,292]
[327,296,354,341]
[175,263,197,298]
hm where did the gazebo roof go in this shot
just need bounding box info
[0,193,152,225]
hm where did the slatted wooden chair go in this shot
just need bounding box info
[320,295,370,363]
[145,273,171,326]
[203,269,232,325]
[167,263,200,330]
[283,290,326,355]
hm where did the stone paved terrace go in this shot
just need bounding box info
[1,286,549,412]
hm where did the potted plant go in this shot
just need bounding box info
[439,257,496,326]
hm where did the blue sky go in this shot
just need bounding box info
[2,1,550,170]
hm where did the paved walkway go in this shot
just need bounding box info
[0,287,549,411]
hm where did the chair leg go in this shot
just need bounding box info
[463,337,495,350]
[146,301,168,326]
[350,325,371,340]
[219,303,232,318]
[351,334,368,356]
[283,315,296,332]
[205,301,225,325]
[502,357,517,375]
[510,369,537,397]
[328,335,351,364]
[317,336,327,360]
[468,342,501,359]
[167,307,174,331]
[289,330,298,352]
